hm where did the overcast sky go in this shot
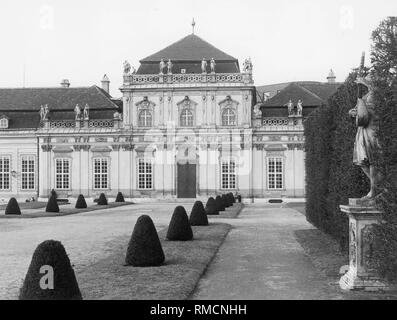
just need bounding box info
[0,0,396,97]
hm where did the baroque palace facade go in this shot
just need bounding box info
[0,32,340,202]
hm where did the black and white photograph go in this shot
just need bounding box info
[0,0,397,310]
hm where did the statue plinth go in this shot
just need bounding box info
[339,199,390,291]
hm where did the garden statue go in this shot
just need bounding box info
[83,104,90,120]
[159,59,166,74]
[297,99,303,116]
[201,58,207,73]
[348,73,381,200]
[210,58,216,73]
[123,60,131,74]
[167,59,173,74]
[74,104,81,120]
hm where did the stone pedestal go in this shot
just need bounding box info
[339,199,388,291]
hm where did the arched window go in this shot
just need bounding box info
[222,108,236,126]
[138,110,152,127]
[180,108,194,127]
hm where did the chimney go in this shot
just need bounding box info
[60,79,70,88]
[101,74,110,94]
[327,69,336,84]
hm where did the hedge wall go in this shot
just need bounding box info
[304,73,369,250]
[371,17,397,281]
[305,17,397,280]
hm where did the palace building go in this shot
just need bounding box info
[0,32,340,202]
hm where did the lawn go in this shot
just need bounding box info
[77,223,231,300]
[0,202,47,210]
[0,202,132,219]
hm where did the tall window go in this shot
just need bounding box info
[222,108,236,126]
[56,159,70,190]
[94,158,108,189]
[21,155,35,190]
[0,118,8,129]
[0,156,10,190]
[268,157,283,190]
[138,110,152,127]
[221,159,236,189]
[180,108,193,127]
[138,158,153,189]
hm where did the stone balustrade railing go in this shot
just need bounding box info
[39,119,118,129]
[123,72,253,85]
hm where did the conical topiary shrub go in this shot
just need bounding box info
[19,240,82,300]
[125,215,165,267]
[167,206,193,241]
[5,197,21,215]
[237,195,242,203]
[231,193,236,204]
[205,197,218,215]
[221,194,229,208]
[215,195,225,212]
[46,195,59,213]
[189,201,208,226]
[97,193,108,205]
[227,193,234,206]
[115,192,125,203]
[75,194,87,209]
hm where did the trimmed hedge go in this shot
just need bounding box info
[189,201,208,226]
[19,240,82,300]
[46,195,60,213]
[115,192,125,203]
[221,194,229,208]
[205,197,218,215]
[5,197,21,215]
[215,195,224,212]
[167,206,193,241]
[97,193,108,205]
[125,215,165,267]
[75,194,87,209]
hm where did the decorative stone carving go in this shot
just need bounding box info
[112,144,121,151]
[83,104,90,120]
[210,58,216,73]
[74,104,81,120]
[39,104,49,121]
[159,59,166,74]
[41,144,52,152]
[167,59,173,74]
[122,144,134,151]
[201,58,208,73]
[123,60,131,75]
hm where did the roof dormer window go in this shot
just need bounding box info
[0,116,9,129]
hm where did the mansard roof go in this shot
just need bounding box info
[137,34,240,74]
[0,86,119,129]
[141,34,237,62]
[260,82,341,107]
[0,86,118,111]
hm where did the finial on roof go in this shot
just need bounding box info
[192,18,196,34]
[327,69,336,84]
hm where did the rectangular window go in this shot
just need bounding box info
[221,159,236,189]
[0,156,10,190]
[268,157,283,190]
[94,158,108,189]
[55,159,70,190]
[21,155,35,190]
[138,158,153,189]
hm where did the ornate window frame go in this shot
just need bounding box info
[136,96,155,128]
[177,96,197,127]
[219,95,239,127]
[0,115,9,129]
[266,156,284,190]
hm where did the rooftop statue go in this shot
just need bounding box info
[167,59,173,74]
[74,104,81,120]
[297,99,303,116]
[159,59,166,74]
[348,73,382,200]
[201,58,207,73]
[287,99,294,115]
[83,104,90,120]
[243,58,253,73]
[39,104,49,121]
[210,58,216,73]
[123,60,131,75]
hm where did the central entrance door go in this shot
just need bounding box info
[177,162,196,198]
